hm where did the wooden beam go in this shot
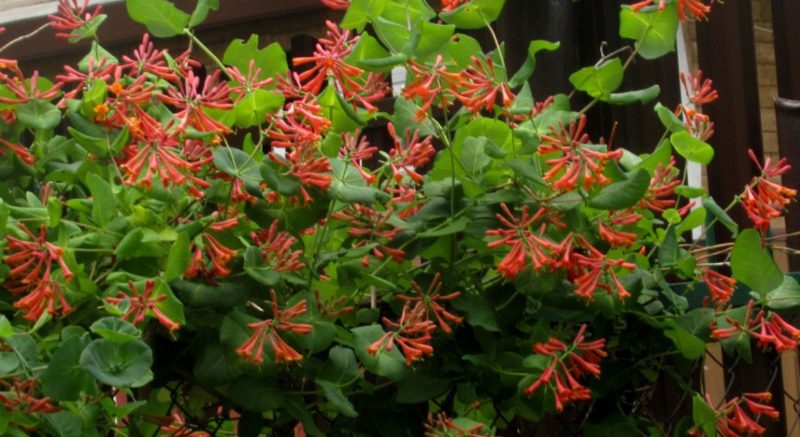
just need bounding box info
[1,0,322,63]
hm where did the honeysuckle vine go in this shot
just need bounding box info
[0,0,794,435]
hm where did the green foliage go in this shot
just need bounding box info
[0,0,791,435]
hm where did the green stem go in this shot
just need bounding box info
[183,29,232,79]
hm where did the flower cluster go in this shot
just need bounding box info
[396,273,462,334]
[105,280,180,332]
[524,325,607,412]
[236,290,313,365]
[712,300,800,352]
[689,392,779,437]
[486,204,571,280]
[368,302,437,365]
[4,225,73,321]
[0,378,59,414]
[631,0,716,21]
[538,115,623,191]
[742,149,797,237]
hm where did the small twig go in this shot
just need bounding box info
[0,23,51,55]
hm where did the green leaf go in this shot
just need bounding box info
[42,411,83,437]
[78,41,118,72]
[125,0,190,38]
[189,0,219,27]
[165,232,191,281]
[345,33,394,71]
[670,131,714,165]
[569,58,624,100]
[692,394,717,437]
[329,158,389,204]
[0,352,19,376]
[90,317,141,343]
[193,341,242,386]
[396,374,450,404]
[703,197,739,236]
[232,89,284,128]
[588,168,650,210]
[229,377,284,411]
[662,320,705,360]
[393,97,436,137]
[320,346,361,386]
[654,102,687,133]
[41,335,95,401]
[223,35,288,80]
[318,86,366,133]
[373,18,454,58]
[461,137,493,176]
[676,207,707,234]
[212,147,261,189]
[608,85,661,105]
[766,276,800,310]
[86,173,116,226]
[452,294,499,332]
[17,100,61,130]
[0,316,13,338]
[80,339,153,387]
[341,0,386,31]
[115,228,144,258]
[317,380,357,417]
[509,40,560,88]
[731,229,784,296]
[351,325,406,380]
[440,0,507,29]
[659,226,678,267]
[619,4,680,60]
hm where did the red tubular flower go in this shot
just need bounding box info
[105,280,180,332]
[321,0,349,10]
[120,33,178,81]
[292,21,363,95]
[236,290,312,365]
[119,119,207,190]
[711,300,800,352]
[4,224,73,321]
[387,122,436,184]
[159,408,212,437]
[268,96,331,149]
[681,70,719,105]
[368,302,437,365]
[690,392,778,437]
[640,159,682,212]
[539,115,623,191]
[339,131,378,185]
[703,269,736,305]
[485,204,571,279]
[251,220,306,272]
[0,137,34,166]
[569,236,636,300]
[331,204,406,264]
[424,413,492,437]
[158,70,233,133]
[598,209,642,247]
[741,149,797,237]
[524,325,606,412]
[403,55,462,121]
[48,0,103,40]
[396,273,462,334]
[455,56,515,114]
[226,59,275,95]
[55,56,116,102]
[630,0,715,21]
[0,378,60,414]
[0,69,62,105]
[441,0,469,12]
